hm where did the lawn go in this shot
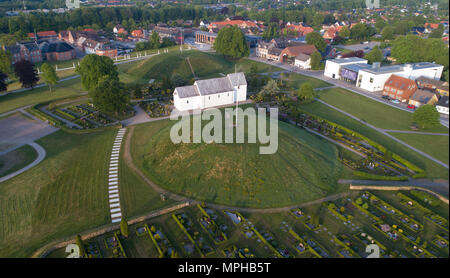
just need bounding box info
[317,88,449,133]
[0,129,116,257]
[299,101,449,179]
[388,133,449,165]
[131,116,346,208]
[0,145,37,178]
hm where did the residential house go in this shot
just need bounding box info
[436,96,449,115]
[294,53,312,69]
[3,42,42,64]
[39,41,76,61]
[267,47,282,62]
[113,24,128,35]
[416,76,449,97]
[408,89,439,108]
[131,29,145,38]
[279,44,317,64]
[28,31,58,41]
[173,72,247,111]
[382,75,418,102]
[283,23,314,37]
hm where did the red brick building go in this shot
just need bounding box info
[382,74,418,102]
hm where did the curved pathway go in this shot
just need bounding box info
[0,142,46,183]
[123,125,350,213]
[316,99,449,170]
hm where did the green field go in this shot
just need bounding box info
[388,133,449,165]
[131,116,347,208]
[0,145,37,178]
[317,88,449,133]
[299,101,449,179]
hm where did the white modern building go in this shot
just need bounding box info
[436,96,449,115]
[173,72,247,111]
[324,57,368,79]
[356,62,444,92]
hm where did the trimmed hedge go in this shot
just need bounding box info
[26,105,63,127]
[352,171,409,181]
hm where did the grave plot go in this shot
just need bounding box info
[102,231,127,258]
[172,213,215,257]
[353,232,389,257]
[288,229,321,258]
[221,246,255,258]
[145,224,178,258]
[196,205,228,245]
[139,101,171,118]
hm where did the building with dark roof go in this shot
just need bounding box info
[3,42,42,64]
[436,96,449,115]
[416,76,449,97]
[408,89,439,108]
[39,41,76,61]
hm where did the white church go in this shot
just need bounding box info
[173,72,247,111]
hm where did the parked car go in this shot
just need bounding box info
[407,105,416,110]
[391,99,400,104]
[382,95,391,100]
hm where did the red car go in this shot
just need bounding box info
[407,105,416,110]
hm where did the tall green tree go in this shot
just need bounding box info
[14,60,39,89]
[0,49,12,76]
[0,71,7,93]
[429,24,444,39]
[120,218,129,238]
[41,63,59,92]
[213,25,249,59]
[76,54,118,91]
[310,51,323,70]
[364,46,384,64]
[381,26,394,41]
[412,104,440,129]
[339,26,350,39]
[89,77,130,116]
[306,32,326,52]
[295,82,315,103]
[150,31,161,49]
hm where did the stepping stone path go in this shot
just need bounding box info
[109,128,126,224]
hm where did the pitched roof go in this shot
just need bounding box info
[175,85,200,98]
[227,72,247,87]
[295,53,311,61]
[410,89,437,103]
[416,76,449,91]
[437,96,449,108]
[385,74,417,91]
[281,44,317,57]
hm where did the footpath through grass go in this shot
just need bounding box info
[299,101,449,179]
[317,88,449,133]
[387,133,449,166]
[0,129,116,257]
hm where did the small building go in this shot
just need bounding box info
[267,47,282,62]
[28,31,58,41]
[39,41,76,61]
[294,53,312,69]
[255,41,271,58]
[3,42,43,64]
[173,72,247,111]
[416,76,449,97]
[194,31,217,45]
[436,96,449,115]
[382,75,418,102]
[279,44,317,64]
[408,89,439,108]
[324,57,368,79]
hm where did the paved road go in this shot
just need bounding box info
[383,130,449,136]
[316,99,449,169]
[339,179,449,198]
[0,142,46,183]
[247,56,450,128]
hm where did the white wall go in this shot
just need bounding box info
[324,59,368,79]
[295,59,311,69]
[174,93,202,111]
[203,90,235,109]
[399,66,444,81]
[437,105,449,115]
[357,72,393,92]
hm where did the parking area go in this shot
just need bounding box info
[336,42,381,53]
[0,112,57,154]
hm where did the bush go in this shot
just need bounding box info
[353,171,409,181]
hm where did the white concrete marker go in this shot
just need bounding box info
[109,198,120,203]
[109,193,119,198]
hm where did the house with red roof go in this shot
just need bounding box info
[279,44,317,64]
[28,31,58,41]
[382,74,418,102]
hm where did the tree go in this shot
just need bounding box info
[412,104,440,129]
[14,60,39,89]
[310,51,322,70]
[150,31,161,49]
[381,26,394,41]
[120,218,129,238]
[306,32,326,52]
[339,26,350,39]
[350,23,375,40]
[0,71,7,93]
[0,49,12,75]
[76,54,118,91]
[262,23,279,40]
[41,63,59,92]
[213,25,249,59]
[429,24,444,39]
[364,46,384,64]
[75,235,85,258]
[295,82,315,103]
[89,77,130,116]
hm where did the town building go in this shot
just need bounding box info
[436,96,449,115]
[194,31,217,45]
[3,42,42,64]
[39,41,76,61]
[173,72,247,111]
[382,75,418,102]
[408,89,439,108]
[324,57,369,79]
[416,76,449,97]
[279,44,317,64]
[28,31,58,41]
[294,53,312,69]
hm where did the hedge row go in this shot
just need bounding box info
[171,214,204,257]
[26,106,63,127]
[352,171,409,181]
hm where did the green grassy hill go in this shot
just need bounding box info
[132,116,345,208]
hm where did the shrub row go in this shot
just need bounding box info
[352,171,409,181]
